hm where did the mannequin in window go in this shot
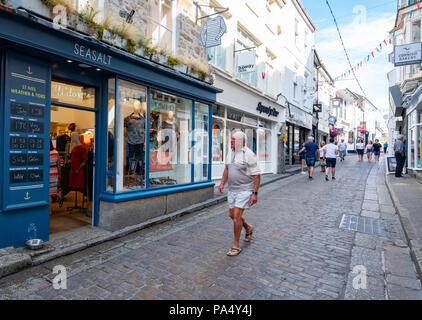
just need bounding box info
[124,98,146,176]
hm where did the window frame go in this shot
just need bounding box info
[105,75,213,195]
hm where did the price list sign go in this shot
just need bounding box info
[3,52,50,211]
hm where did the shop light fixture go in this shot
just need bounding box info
[67,60,73,63]
[78,63,91,69]
[96,68,101,71]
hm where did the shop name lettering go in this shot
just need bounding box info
[257,102,279,117]
[11,84,45,99]
[238,64,254,72]
[74,44,112,66]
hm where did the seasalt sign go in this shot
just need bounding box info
[73,43,112,66]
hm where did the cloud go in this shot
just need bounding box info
[315,12,396,115]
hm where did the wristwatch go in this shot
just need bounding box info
[252,192,258,195]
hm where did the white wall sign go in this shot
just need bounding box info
[237,51,256,74]
[200,16,227,48]
[304,91,317,101]
[394,43,422,67]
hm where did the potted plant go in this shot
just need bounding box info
[167,56,181,70]
[77,6,99,35]
[151,48,169,65]
[135,36,151,58]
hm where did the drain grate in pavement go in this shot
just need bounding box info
[339,214,391,238]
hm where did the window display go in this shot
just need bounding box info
[116,80,147,192]
[149,89,191,187]
[194,103,210,182]
[212,118,224,163]
[258,129,271,162]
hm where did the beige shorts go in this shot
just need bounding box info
[228,191,252,209]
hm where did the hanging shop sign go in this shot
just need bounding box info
[331,99,341,108]
[237,50,256,74]
[3,52,51,212]
[329,117,336,125]
[313,104,322,113]
[200,15,227,48]
[394,43,422,67]
[256,102,279,118]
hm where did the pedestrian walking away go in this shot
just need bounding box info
[356,139,365,162]
[373,139,382,163]
[323,138,339,181]
[319,141,326,173]
[299,136,320,180]
[394,134,406,178]
[383,141,388,154]
[366,140,374,162]
[338,139,347,162]
[219,131,261,257]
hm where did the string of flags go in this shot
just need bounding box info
[332,0,422,83]
[333,38,390,83]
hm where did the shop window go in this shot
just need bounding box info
[51,81,95,109]
[146,0,174,53]
[418,125,422,168]
[149,89,192,187]
[212,118,225,163]
[213,105,225,118]
[410,128,416,168]
[194,103,210,182]
[412,20,421,43]
[227,108,243,122]
[114,80,148,192]
[107,78,115,192]
[258,129,271,162]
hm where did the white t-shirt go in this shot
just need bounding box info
[356,143,365,150]
[323,144,339,159]
[339,142,347,151]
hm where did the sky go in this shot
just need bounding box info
[301,0,398,116]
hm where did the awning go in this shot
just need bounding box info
[404,84,422,112]
[389,85,403,117]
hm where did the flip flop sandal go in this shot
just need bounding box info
[227,248,242,257]
[244,228,254,242]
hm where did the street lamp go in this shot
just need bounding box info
[276,93,292,117]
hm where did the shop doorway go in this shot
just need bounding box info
[49,80,96,234]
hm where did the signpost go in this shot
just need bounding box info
[394,42,422,67]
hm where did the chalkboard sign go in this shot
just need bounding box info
[386,156,402,175]
[10,102,28,116]
[28,121,44,134]
[10,154,28,167]
[10,136,27,149]
[27,154,43,166]
[28,170,43,182]
[9,170,28,184]
[10,118,28,133]
[28,138,44,150]
[29,105,44,118]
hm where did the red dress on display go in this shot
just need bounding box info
[69,145,87,189]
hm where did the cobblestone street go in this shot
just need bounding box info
[0,156,421,300]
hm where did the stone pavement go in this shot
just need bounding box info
[386,173,422,282]
[0,156,421,300]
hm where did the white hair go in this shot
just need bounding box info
[232,131,246,142]
[308,136,315,141]
[396,134,404,141]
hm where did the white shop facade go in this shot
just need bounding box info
[211,74,285,180]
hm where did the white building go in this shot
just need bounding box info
[207,0,317,176]
[388,0,422,177]
[334,89,383,151]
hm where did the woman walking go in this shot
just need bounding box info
[366,140,374,162]
[356,139,365,162]
[373,139,382,163]
[319,141,326,172]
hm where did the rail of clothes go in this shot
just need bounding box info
[50,125,94,209]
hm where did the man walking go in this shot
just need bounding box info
[338,139,347,162]
[394,135,406,178]
[323,138,339,181]
[299,136,320,180]
[219,131,261,257]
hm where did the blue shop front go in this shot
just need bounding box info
[0,9,221,248]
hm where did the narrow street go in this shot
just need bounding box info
[0,156,421,300]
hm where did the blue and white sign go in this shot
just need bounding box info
[200,16,226,48]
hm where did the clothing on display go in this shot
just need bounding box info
[69,145,87,189]
[124,113,145,145]
[49,148,60,196]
